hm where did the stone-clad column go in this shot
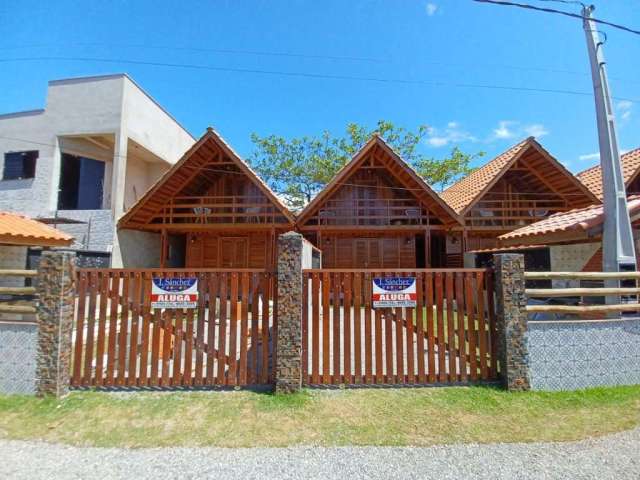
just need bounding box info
[36,251,76,397]
[275,232,304,393]
[493,253,531,391]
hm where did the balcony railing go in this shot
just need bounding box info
[153,195,288,226]
[466,194,568,228]
[307,198,434,226]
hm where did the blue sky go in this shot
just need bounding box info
[0,0,638,174]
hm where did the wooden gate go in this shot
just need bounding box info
[71,269,276,388]
[302,269,497,385]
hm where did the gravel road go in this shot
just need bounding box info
[1,428,638,480]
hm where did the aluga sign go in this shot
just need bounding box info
[151,277,198,309]
[372,277,417,308]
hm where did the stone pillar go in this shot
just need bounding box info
[275,232,304,393]
[35,251,76,397]
[493,253,531,391]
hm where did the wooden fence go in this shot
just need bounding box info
[0,269,37,316]
[301,269,498,386]
[71,269,276,388]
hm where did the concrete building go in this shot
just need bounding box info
[0,74,195,266]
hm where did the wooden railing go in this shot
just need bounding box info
[524,271,640,314]
[0,269,37,315]
[308,198,433,226]
[467,194,568,228]
[153,195,289,226]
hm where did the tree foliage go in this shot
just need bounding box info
[249,120,482,210]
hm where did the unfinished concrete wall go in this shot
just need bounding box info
[114,229,161,268]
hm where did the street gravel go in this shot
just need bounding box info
[1,427,638,479]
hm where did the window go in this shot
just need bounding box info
[3,151,38,180]
[57,153,105,210]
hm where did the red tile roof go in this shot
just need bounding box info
[440,138,530,214]
[499,195,640,244]
[576,148,640,199]
[0,212,74,247]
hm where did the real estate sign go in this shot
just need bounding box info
[151,277,198,309]
[372,277,417,308]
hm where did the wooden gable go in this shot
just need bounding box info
[443,138,599,231]
[118,128,295,232]
[296,135,461,231]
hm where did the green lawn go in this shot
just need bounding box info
[0,385,638,448]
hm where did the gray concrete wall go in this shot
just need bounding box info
[528,318,640,391]
[0,322,37,395]
[115,229,161,268]
[54,210,114,251]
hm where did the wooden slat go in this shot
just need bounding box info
[302,273,309,384]
[524,271,640,280]
[260,273,270,384]
[138,272,152,387]
[160,311,173,387]
[343,272,352,384]
[332,272,341,384]
[526,287,640,297]
[311,273,320,384]
[194,274,206,386]
[374,303,383,384]
[395,303,404,384]
[425,273,436,383]
[127,273,142,386]
[250,273,260,385]
[0,304,36,314]
[172,307,184,386]
[105,273,120,386]
[465,273,478,381]
[322,272,331,384]
[117,273,130,386]
[476,271,488,380]
[239,272,250,385]
[270,272,277,384]
[415,272,426,383]
[435,272,446,383]
[72,271,87,386]
[206,274,219,386]
[0,286,36,295]
[353,272,362,384]
[149,308,161,387]
[0,269,37,277]
[455,272,467,382]
[93,272,108,386]
[405,278,415,384]
[445,272,457,382]
[486,271,498,379]
[228,273,239,386]
[183,300,195,387]
[364,272,373,384]
[217,273,228,385]
[83,272,98,386]
[526,303,640,313]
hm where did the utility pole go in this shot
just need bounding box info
[582,4,636,279]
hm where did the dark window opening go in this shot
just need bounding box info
[430,233,447,268]
[58,153,105,210]
[415,234,426,268]
[3,151,38,180]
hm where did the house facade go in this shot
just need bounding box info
[440,137,600,266]
[296,135,462,268]
[0,74,194,267]
[118,128,296,269]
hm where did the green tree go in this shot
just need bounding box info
[249,120,482,210]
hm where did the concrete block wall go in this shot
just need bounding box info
[0,322,37,394]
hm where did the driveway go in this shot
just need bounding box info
[1,428,638,479]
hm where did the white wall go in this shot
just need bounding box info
[0,74,194,261]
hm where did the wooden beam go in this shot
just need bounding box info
[0,269,37,277]
[525,271,640,280]
[526,303,640,313]
[0,286,37,295]
[526,287,640,297]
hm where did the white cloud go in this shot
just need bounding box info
[493,121,515,139]
[578,152,600,161]
[426,121,477,148]
[425,3,438,16]
[524,124,549,138]
[617,100,632,122]
[490,120,549,141]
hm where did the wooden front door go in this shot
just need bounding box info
[219,237,249,268]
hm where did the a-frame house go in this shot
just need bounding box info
[296,135,462,268]
[118,128,295,269]
[441,137,600,256]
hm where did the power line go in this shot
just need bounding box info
[472,0,640,35]
[1,55,638,103]
[0,42,384,64]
